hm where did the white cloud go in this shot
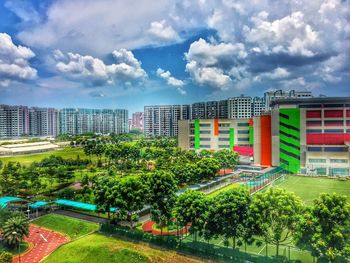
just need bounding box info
[148,20,180,42]
[185,38,248,89]
[156,68,186,94]
[0,33,37,87]
[244,12,320,57]
[55,49,147,86]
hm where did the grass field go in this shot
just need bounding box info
[0,147,88,166]
[264,175,350,204]
[207,182,239,198]
[32,214,99,239]
[43,233,201,263]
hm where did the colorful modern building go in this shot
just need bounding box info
[178,97,350,176]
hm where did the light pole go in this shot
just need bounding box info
[12,231,21,263]
[27,205,30,219]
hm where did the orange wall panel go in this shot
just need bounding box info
[214,119,219,136]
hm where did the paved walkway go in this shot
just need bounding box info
[12,225,68,263]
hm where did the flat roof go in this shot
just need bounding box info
[54,199,117,212]
[0,196,25,207]
[271,97,350,107]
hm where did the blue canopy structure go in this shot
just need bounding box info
[0,196,25,208]
[29,201,49,209]
[54,199,117,212]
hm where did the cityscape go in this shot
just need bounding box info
[0,0,349,263]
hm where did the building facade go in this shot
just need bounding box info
[263,90,313,111]
[228,96,253,119]
[59,108,128,135]
[144,105,190,137]
[131,112,144,131]
[0,105,29,138]
[29,107,58,137]
[178,118,252,151]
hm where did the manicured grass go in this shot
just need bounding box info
[32,214,99,239]
[0,147,88,166]
[264,175,350,204]
[207,182,239,198]
[43,233,201,263]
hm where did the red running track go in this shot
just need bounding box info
[12,224,68,263]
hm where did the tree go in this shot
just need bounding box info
[175,190,208,238]
[296,193,350,262]
[113,177,147,228]
[170,162,198,185]
[2,214,29,248]
[205,188,252,256]
[196,157,220,180]
[213,149,239,173]
[0,160,3,170]
[93,176,116,219]
[0,251,12,263]
[0,162,22,195]
[145,170,178,235]
[250,188,303,256]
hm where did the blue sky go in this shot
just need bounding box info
[0,0,349,114]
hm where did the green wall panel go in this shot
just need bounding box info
[229,128,235,150]
[249,126,254,145]
[194,119,200,150]
[279,108,300,174]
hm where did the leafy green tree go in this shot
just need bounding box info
[198,149,212,158]
[170,162,198,184]
[0,251,12,263]
[0,160,3,170]
[205,188,252,253]
[113,176,147,228]
[2,214,29,248]
[0,162,22,195]
[175,190,208,238]
[213,149,239,173]
[250,188,303,256]
[196,157,220,180]
[145,170,178,235]
[296,193,350,262]
[93,176,116,218]
[0,208,12,230]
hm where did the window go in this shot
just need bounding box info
[308,159,326,163]
[238,137,249,141]
[324,120,343,126]
[324,129,344,133]
[200,144,210,148]
[330,159,348,163]
[238,123,249,127]
[219,137,230,141]
[219,145,229,148]
[307,120,322,126]
[307,147,322,152]
[315,167,327,175]
[200,130,211,134]
[200,137,211,141]
[219,123,230,127]
[307,129,322,133]
[324,147,348,152]
[238,130,249,134]
[330,168,349,176]
[219,130,230,134]
[200,123,211,127]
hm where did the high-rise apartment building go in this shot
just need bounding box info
[228,96,252,119]
[0,105,29,138]
[252,97,265,117]
[191,102,206,119]
[264,90,313,111]
[218,100,229,119]
[144,105,190,137]
[29,107,58,137]
[131,112,144,131]
[59,108,128,135]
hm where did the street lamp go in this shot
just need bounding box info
[12,231,21,263]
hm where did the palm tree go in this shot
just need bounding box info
[2,215,29,248]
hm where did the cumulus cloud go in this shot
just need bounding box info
[148,20,180,42]
[0,33,37,87]
[54,49,147,86]
[185,38,248,89]
[156,68,186,94]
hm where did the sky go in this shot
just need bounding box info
[0,0,349,114]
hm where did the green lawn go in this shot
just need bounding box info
[264,175,350,205]
[207,182,239,198]
[0,147,88,166]
[43,233,200,263]
[32,214,99,239]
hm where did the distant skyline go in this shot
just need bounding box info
[0,0,349,114]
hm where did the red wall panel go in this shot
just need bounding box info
[307,133,350,145]
[347,110,350,117]
[260,115,272,166]
[306,110,321,118]
[324,110,343,118]
[249,118,253,126]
